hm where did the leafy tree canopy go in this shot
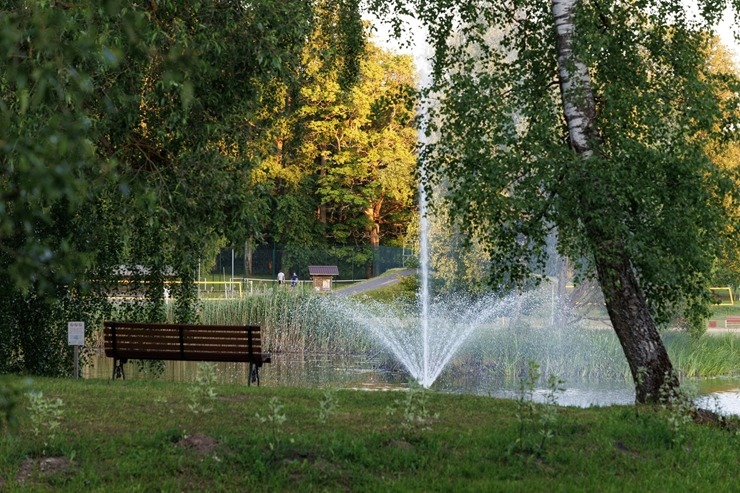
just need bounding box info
[369,0,740,330]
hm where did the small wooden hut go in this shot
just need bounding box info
[308,265,339,292]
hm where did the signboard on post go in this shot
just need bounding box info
[68,321,85,379]
[68,321,85,346]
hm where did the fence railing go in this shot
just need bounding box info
[710,287,735,306]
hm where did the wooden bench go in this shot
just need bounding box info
[725,317,740,329]
[103,321,271,385]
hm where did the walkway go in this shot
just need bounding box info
[332,269,416,297]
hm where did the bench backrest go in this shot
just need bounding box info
[103,321,268,364]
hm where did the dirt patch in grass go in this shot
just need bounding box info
[16,456,74,483]
[613,440,640,458]
[177,433,219,455]
[385,438,414,451]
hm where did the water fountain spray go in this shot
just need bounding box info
[323,34,529,389]
[418,158,432,387]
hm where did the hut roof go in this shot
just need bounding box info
[308,265,339,276]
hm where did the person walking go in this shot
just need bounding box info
[291,272,298,287]
[277,270,285,285]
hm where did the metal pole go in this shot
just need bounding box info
[74,346,79,379]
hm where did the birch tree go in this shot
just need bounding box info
[369,0,740,402]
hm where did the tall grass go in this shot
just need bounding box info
[664,333,739,378]
[198,290,375,355]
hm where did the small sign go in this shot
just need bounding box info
[68,321,85,346]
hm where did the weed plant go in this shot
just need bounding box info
[255,396,287,451]
[26,390,64,452]
[658,374,699,447]
[187,362,218,415]
[318,389,338,424]
[509,360,564,457]
[386,382,438,437]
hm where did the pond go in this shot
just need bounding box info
[84,352,740,416]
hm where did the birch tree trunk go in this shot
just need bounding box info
[244,240,253,277]
[550,0,678,403]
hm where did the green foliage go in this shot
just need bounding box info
[187,362,218,416]
[26,390,64,451]
[509,360,564,458]
[0,0,366,375]
[256,396,287,451]
[371,0,740,331]
[246,29,418,262]
[0,377,30,436]
[386,382,438,436]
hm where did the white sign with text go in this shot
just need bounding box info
[67,321,85,346]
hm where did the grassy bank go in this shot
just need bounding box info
[1,376,738,492]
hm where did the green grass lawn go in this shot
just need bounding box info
[1,376,738,492]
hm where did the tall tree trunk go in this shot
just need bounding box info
[551,0,677,403]
[318,153,327,224]
[366,199,382,277]
[244,240,253,277]
[366,205,381,249]
[594,248,678,402]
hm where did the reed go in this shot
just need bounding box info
[198,291,374,355]
[664,333,739,378]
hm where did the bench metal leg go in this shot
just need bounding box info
[112,358,126,380]
[249,363,260,386]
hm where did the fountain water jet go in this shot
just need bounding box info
[327,157,531,388]
[418,163,432,387]
[329,288,529,388]
[319,35,534,388]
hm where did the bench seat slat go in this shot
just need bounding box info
[104,336,262,346]
[105,343,263,354]
[106,322,259,331]
[105,350,271,364]
[104,328,180,337]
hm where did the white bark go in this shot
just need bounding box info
[551,0,598,156]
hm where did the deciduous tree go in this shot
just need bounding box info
[369,0,740,402]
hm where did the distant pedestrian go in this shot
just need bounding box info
[277,270,285,285]
[291,272,298,287]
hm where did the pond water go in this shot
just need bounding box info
[84,352,740,416]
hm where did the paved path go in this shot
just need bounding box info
[333,269,416,297]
